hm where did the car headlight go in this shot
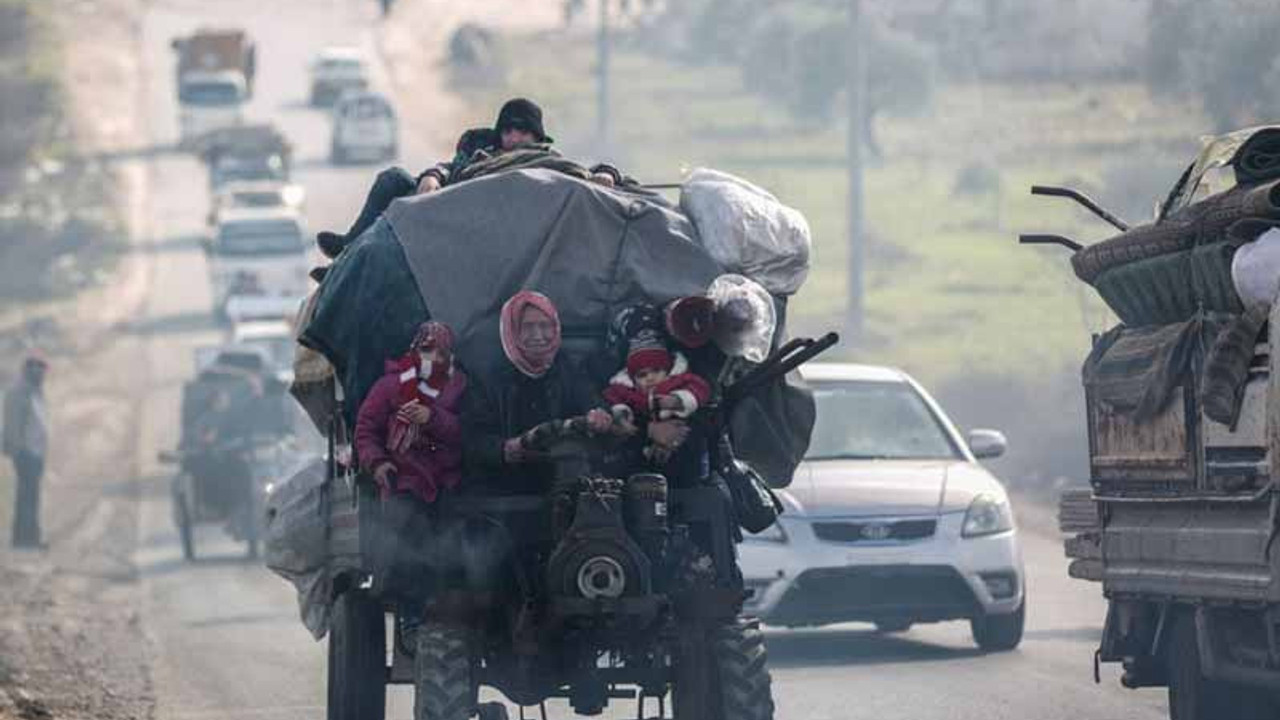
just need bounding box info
[962,494,1013,538]
[745,521,788,543]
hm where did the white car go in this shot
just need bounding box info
[739,362,1026,651]
[330,91,397,163]
[207,180,306,226]
[229,319,297,375]
[208,208,311,314]
[309,47,369,107]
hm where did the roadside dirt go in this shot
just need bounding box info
[0,0,155,718]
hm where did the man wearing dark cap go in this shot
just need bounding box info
[316,98,620,259]
[4,354,48,548]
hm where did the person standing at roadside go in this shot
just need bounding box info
[3,354,48,548]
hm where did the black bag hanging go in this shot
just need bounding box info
[722,458,784,534]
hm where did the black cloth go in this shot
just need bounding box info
[11,450,42,547]
[461,359,599,495]
[1083,316,1229,422]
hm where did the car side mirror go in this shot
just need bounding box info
[967,429,1007,460]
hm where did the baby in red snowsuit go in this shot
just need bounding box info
[602,328,711,463]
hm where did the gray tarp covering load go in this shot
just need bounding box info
[383,168,721,380]
[301,168,817,485]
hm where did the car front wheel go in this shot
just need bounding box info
[971,599,1025,652]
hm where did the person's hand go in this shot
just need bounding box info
[586,408,613,434]
[589,172,616,187]
[656,394,683,411]
[648,419,690,449]
[417,174,442,193]
[503,437,527,464]
[374,462,398,489]
[401,400,432,425]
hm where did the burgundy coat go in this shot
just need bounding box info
[355,362,467,503]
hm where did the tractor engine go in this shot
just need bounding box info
[545,475,669,605]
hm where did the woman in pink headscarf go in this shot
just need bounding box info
[462,291,612,493]
[355,321,468,503]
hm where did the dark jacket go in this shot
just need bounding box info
[461,359,598,494]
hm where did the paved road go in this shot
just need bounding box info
[122,2,1171,719]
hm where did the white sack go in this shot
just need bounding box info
[264,456,333,639]
[680,168,812,295]
[1232,227,1280,311]
[708,274,776,363]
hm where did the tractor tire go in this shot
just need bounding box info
[327,590,387,720]
[1168,611,1280,720]
[414,621,476,720]
[673,620,774,720]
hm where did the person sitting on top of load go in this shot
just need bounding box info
[461,291,616,494]
[355,321,467,505]
[603,323,711,466]
[315,98,625,260]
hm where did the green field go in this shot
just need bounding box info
[455,33,1206,395]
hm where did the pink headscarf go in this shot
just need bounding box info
[500,291,561,378]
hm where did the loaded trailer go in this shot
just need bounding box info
[1039,126,1280,719]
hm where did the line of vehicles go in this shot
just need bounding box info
[172,24,1029,720]
[163,31,398,559]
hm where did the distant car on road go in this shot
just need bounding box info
[739,362,1026,651]
[207,208,310,315]
[309,47,368,107]
[228,318,297,375]
[207,180,305,226]
[329,91,397,163]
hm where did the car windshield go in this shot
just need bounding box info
[228,190,284,207]
[340,97,391,120]
[179,80,240,106]
[241,336,295,370]
[214,156,286,183]
[216,219,302,255]
[806,380,961,461]
[319,58,362,73]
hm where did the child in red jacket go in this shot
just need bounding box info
[355,321,468,504]
[602,328,711,464]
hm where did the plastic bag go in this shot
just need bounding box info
[1231,227,1280,311]
[263,456,333,639]
[708,274,776,362]
[680,168,812,295]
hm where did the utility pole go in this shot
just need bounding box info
[846,0,866,341]
[596,0,612,146]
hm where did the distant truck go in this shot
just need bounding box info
[172,29,257,144]
[1035,126,1280,720]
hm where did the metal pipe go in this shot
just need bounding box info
[1031,185,1130,232]
[1019,233,1083,252]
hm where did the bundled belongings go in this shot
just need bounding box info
[300,167,818,487]
[1025,125,1280,494]
[1058,127,1280,328]
[680,168,812,296]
